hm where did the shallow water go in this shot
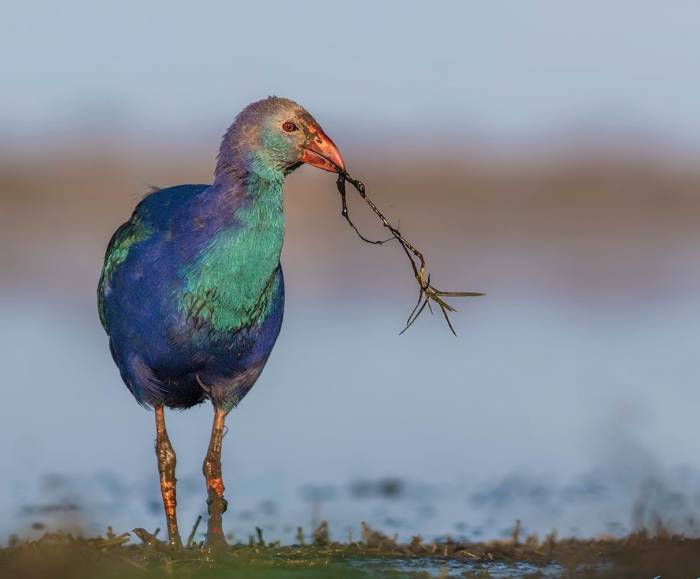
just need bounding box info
[349,557,563,577]
[1,291,699,544]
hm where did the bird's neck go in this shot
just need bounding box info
[210,163,285,261]
[179,165,285,331]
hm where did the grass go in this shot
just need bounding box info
[4,522,700,578]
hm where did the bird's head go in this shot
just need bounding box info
[216,97,345,181]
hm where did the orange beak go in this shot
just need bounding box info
[301,125,346,173]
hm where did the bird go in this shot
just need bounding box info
[97,97,345,548]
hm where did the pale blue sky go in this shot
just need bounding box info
[2,0,700,141]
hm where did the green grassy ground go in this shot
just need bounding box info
[3,524,700,578]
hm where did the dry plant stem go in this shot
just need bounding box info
[154,405,182,548]
[336,173,483,335]
[186,515,202,548]
[203,408,228,547]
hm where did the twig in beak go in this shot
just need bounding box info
[335,173,484,335]
[336,176,393,245]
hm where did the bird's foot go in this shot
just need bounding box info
[203,528,228,554]
[203,495,229,551]
[166,536,183,550]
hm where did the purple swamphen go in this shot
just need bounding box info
[98,97,345,547]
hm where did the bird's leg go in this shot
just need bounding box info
[203,407,228,546]
[154,404,182,548]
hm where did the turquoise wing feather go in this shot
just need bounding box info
[97,216,151,328]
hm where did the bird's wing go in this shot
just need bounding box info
[97,216,152,329]
[98,184,211,330]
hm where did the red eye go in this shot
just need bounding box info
[282,121,298,133]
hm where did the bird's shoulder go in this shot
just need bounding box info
[97,183,210,327]
[104,183,211,258]
[134,183,211,227]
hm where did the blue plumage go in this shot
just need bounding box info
[99,183,285,410]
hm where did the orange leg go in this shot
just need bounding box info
[203,407,228,546]
[154,404,182,548]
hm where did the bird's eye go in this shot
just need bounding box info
[282,121,298,133]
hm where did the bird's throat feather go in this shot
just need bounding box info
[179,178,284,332]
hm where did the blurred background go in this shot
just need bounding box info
[1,0,699,545]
